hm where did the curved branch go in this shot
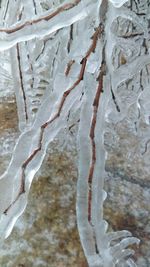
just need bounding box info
[0,0,97,50]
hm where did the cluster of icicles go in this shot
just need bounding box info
[0,0,141,266]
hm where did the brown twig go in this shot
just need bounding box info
[67,24,74,53]
[87,61,106,223]
[3,25,103,215]
[0,0,81,34]
[65,59,75,76]
[16,44,28,121]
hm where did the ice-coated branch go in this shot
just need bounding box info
[9,0,47,131]
[0,0,98,51]
[0,0,144,266]
[0,55,84,239]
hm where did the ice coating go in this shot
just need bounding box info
[109,0,128,8]
[0,0,144,266]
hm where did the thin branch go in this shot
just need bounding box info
[65,59,75,76]
[3,25,103,215]
[67,24,74,53]
[0,0,81,34]
[16,43,28,121]
[88,59,106,223]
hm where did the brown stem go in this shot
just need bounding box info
[0,0,81,34]
[65,59,75,76]
[3,25,103,215]
[67,24,74,53]
[16,44,28,121]
[88,61,106,223]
